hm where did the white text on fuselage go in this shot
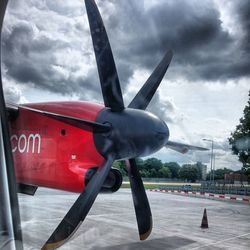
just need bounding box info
[11,133,41,154]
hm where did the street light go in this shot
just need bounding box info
[213,153,216,182]
[203,138,214,185]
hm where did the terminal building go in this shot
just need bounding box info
[197,162,207,180]
[224,172,248,184]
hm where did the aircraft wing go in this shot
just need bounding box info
[165,140,208,154]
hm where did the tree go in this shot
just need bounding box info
[112,161,126,177]
[164,162,180,178]
[158,166,172,178]
[179,164,198,182]
[150,168,157,178]
[211,168,233,180]
[136,158,144,169]
[143,158,163,172]
[195,162,203,180]
[139,169,150,178]
[229,91,250,179]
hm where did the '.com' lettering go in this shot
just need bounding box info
[11,133,41,154]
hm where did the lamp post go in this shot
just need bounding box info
[203,138,214,185]
[213,154,216,183]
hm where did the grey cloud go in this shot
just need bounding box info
[116,61,134,90]
[44,0,84,17]
[3,22,63,83]
[2,20,93,97]
[236,1,250,51]
[104,0,249,82]
[2,0,249,105]
[147,92,175,123]
[2,0,134,101]
[74,69,103,102]
[4,86,23,103]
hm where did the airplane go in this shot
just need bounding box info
[0,0,208,249]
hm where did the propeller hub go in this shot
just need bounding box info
[94,108,169,159]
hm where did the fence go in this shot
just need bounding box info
[161,185,250,196]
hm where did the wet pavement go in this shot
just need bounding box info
[19,188,250,249]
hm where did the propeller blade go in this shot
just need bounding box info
[165,140,209,154]
[128,50,173,110]
[0,0,23,249]
[85,0,124,112]
[41,155,114,250]
[19,105,111,133]
[125,159,152,240]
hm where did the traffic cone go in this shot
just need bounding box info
[201,208,208,228]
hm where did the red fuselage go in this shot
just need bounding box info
[10,101,105,193]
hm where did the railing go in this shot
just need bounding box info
[160,185,250,196]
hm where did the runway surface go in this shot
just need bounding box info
[19,188,250,250]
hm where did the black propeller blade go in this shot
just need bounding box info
[128,50,173,110]
[0,0,23,249]
[19,105,111,134]
[41,155,114,250]
[85,0,124,112]
[125,159,152,240]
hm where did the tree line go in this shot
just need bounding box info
[112,158,235,182]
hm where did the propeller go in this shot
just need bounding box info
[84,0,169,243]
[0,0,23,249]
[42,0,174,247]
[85,0,159,241]
[41,155,115,250]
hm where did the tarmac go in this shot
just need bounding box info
[19,188,250,250]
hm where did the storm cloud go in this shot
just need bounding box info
[105,0,250,81]
[2,0,250,101]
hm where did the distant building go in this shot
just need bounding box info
[197,162,207,180]
[224,172,248,184]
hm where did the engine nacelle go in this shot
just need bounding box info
[100,168,123,193]
[85,167,123,193]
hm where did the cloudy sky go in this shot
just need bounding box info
[1,0,249,170]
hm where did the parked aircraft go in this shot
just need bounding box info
[0,0,208,249]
